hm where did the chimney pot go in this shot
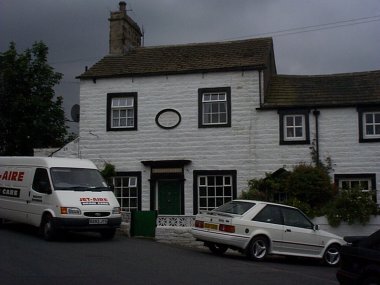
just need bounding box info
[119,1,126,13]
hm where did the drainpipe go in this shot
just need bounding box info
[313,109,320,166]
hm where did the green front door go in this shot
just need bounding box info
[158,180,181,215]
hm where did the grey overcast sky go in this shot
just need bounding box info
[1,0,380,133]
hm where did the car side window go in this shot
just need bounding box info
[282,207,313,229]
[253,205,283,225]
[32,168,52,194]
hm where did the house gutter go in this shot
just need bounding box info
[313,109,320,165]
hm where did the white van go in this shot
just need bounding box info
[0,157,122,240]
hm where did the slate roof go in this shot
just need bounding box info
[78,38,274,79]
[264,70,380,108]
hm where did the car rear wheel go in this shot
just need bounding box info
[206,243,228,255]
[323,244,340,266]
[247,236,269,261]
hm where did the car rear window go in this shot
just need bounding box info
[213,201,255,215]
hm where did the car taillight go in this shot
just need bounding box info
[195,220,204,228]
[219,224,235,233]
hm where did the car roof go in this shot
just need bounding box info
[232,199,297,210]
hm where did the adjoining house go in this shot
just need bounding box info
[76,2,380,228]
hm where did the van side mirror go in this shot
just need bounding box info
[313,224,319,231]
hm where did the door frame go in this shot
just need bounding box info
[142,160,191,215]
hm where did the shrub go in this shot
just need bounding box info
[285,164,336,211]
[325,187,378,227]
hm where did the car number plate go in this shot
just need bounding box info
[204,223,218,230]
[89,218,108,225]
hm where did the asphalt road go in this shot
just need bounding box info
[0,223,339,285]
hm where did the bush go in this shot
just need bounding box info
[285,164,336,210]
[325,187,378,227]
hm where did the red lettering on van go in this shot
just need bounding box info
[0,171,24,182]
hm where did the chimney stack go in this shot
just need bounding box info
[109,1,142,55]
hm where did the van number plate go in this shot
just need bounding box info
[89,218,108,225]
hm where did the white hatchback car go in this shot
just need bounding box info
[191,200,345,266]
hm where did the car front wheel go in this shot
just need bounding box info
[323,244,340,266]
[247,236,269,261]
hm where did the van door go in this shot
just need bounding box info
[27,168,53,226]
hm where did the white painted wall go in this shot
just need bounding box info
[79,71,261,214]
[79,70,380,214]
[254,108,380,200]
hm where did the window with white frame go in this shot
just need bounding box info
[107,93,137,131]
[335,174,376,194]
[364,112,380,138]
[279,110,310,145]
[198,87,231,128]
[193,170,237,214]
[112,175,140,212]
[284,115,305,140]
[358,108,380,143]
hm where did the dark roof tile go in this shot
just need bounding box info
[264,70,380,108]
[78,38,273,79]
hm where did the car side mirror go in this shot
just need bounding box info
[313,224,319,231]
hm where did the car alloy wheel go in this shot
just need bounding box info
[324,244,340,266]
[248,236,269,261]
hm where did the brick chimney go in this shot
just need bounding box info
[109,1,142,55]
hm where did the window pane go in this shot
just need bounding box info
[112,98,119,107]
[211,114,218,123]
[208,187,215,196]
[219,94,226,101]
[203,94,210,101]
[216,176,223,185]
[366,113,373,123]
[199,187,207,196]
[360,181,369,190]
[375,113,380,123]
[127,118,134,126]
[119,98,127,106]
[220,113,227,123]
[286,116,294,126]
[376,125,380,135]
[224,176,231,185]
[224,186,231,196]
[366,125,374,135]
[200,198,207,208]
[112,119,119,127]
[294,116,303,126]
[203,103,212,113]
[208,198,215,208]
[211,94,219,101]
[207,176,215,186]
[341,181,349,190]
[295,127,303,137]
[199,177,206,186]
[286,128,294,137]
[120,118,126,126]
[216,187,223,196]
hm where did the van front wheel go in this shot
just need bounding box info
[41,214,57,241]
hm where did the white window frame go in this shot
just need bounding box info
[363,111,380,139]
[339,178,372,193]
[111,97,135,128]
[202,92,228,125]
[284,114,306,141]
[197,174,233,212]
[112,176,139,212]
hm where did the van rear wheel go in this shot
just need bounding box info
[41,214,57,241]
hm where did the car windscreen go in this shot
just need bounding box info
[50,167,109,191]
[213,201,255,215]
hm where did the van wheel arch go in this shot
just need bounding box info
[40,212,57,241]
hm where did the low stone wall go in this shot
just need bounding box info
[155,226,203,248]
[312,215,380,237]
[120,216,380,246]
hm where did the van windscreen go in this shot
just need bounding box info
[50,168,109,191]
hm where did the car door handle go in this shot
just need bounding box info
[285,229,291,232]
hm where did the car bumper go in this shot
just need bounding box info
[51,217,122,231]
[191,227,250,249]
